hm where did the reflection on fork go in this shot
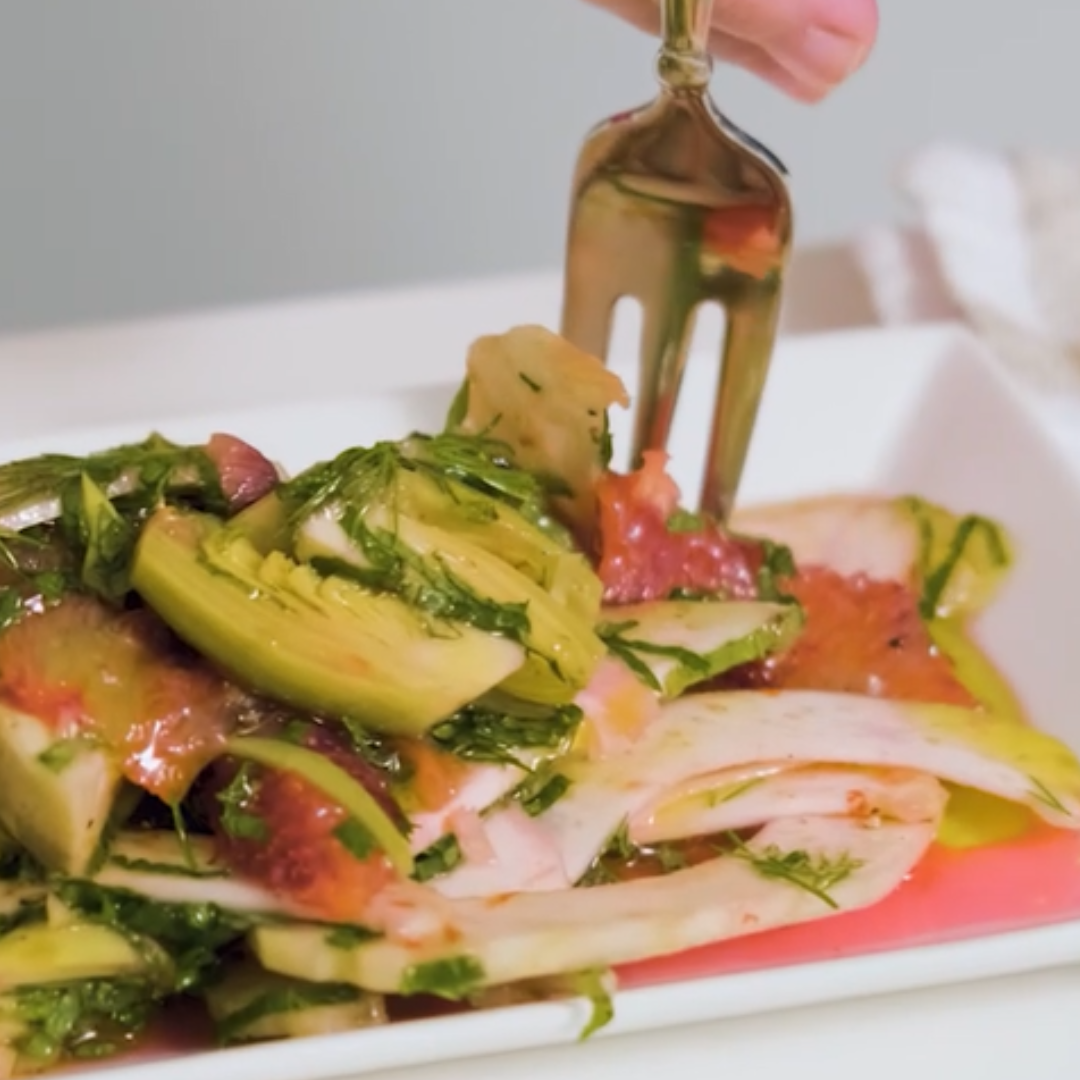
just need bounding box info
[560,0,793,522]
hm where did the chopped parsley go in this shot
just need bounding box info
[514,772,572,818]
[597,619,710,693]
[8,978,160,1066]
[725,833,864,909]
[324,923,381,950]
[52,880,252,993]
[430,700,582,768]
[412,834,464,883]
[332,817,377,861]
[106,854,228,881]
[215,981,364,1045]
[215,763,268,843]
[36,736,97,774]
[398,955,486,1000]
[1028,776,1072,817]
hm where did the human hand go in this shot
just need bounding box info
[584,0,878,103]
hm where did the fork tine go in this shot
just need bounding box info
[633,292,698,467]
[560,279,616,368]
[560,0,792,523]
[700,282,784,520]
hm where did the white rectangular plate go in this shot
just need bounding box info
[3,310,1080,1080]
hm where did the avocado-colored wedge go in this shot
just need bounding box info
[0,703,124,875]
[131,508,525,736]
[0,922,152,991]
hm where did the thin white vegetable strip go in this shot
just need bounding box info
[630,765,949,845]
[436,690,1080,896]
[253,814,937,992]
[408,762,526,853]
[430,805,571,899]
[732,496,917,581]
[597,599,801,697]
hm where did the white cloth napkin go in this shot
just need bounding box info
[850,142,1080,461]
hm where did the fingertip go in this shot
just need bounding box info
[708,31,833,104]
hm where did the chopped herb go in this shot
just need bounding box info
[443,379,471,430]
[577,820,636,886]
[725,832,864,910]
[9,978,161,1066]
[431,700,582,768]
[33,569,70,603]
[917,511,1010,620]
[309,527,531,645]
[52,880,252,993]
[37,735,99,774]
[339,718,411,781]
[0,586,21,631]
[515,772,571,817]
[597,619,710,693]
[666,508,705,533]
[0,437,227,605]
[518,372,543,393]
[0,567,76,634]
[215,981,364,1045]
[168,802,199,873]
[412,834,463,883]
[596,413,614,469]
[281,719,313,745]
[706,777,764,806]
[107,855,228,880]
[0,845,45,885]
[573,968,615,1040]
[284,433,559,541]
[76,473,136,602]
[224,736,413,876]
[398,955,486,1000]
[332,817,377,860]
[754,539,797,602]
[651,842,688,873]
[215,763,268,843]
[1028,776,1072,817]
[324,923,381,949]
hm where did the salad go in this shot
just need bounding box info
[0,324,1078,1077]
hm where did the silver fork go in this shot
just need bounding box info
[560,0,793,522]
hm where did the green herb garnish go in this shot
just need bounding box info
[412,834,464,883]
[332,818,377,860]
[725,833,864,910]
[324,924,381,950]
[7,978,160,1066]
[514,772,571,818]
[597,619,710,693]
[398,955,486,1000]
[106,855,228,881]
[215,982,363,1045]
[431,700,582,768]
[215,763,269,843]
[1028,775,1072,817]
[36,735,99,774]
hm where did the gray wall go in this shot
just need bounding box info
[0,1,1074,334]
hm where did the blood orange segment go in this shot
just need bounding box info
[0,594,240,802]
[595,452,764,604]
[719,567,975,705]
[207,725,403,920]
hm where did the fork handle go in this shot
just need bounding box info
[658,0,715,90]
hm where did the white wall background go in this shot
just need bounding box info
[0,1,1074,334]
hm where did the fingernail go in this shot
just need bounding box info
[782,25,869,86]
